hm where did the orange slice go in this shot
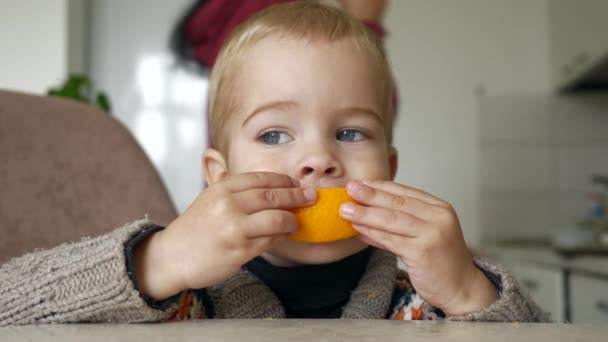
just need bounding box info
[289,188,358,243]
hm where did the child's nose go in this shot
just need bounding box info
[297,153,343,179]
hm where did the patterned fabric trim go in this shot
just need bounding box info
[167,290,207,321]
[387,270,426,320]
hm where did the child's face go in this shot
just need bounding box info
[207,36,397,265]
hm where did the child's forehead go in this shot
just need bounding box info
[243,34,362,58]
[239,44,381,99]
[236,36,379,86]
[225,36,384,120]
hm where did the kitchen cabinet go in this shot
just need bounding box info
[570,273,608,323]
[510,263,565,322]
[549,0,608,90]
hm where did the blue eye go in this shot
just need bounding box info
[337,129,366,142]
[261,131,291,144]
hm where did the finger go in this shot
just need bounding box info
[224,172,299,192]
[340,203,422,237]
[346,181,436,221]
[243,210,299,238]
[246,234,289,255]
[352,223,407,254]
[359,180,447,207]
[354,225,388,250]
[234,187,317,214]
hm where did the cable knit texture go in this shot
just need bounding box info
[0,219,175,326]
[446,256,551,322]
[1,219,550,326]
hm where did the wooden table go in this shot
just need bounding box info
[1,319,605,342]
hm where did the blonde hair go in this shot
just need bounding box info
[208,0,394,151]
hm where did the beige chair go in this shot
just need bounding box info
[0,90,178,263]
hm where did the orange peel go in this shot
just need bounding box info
[289,188,358,243]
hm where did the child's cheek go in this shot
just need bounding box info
[229,155,291,176]
[346,151,392,180]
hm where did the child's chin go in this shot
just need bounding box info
[266,237,369,266]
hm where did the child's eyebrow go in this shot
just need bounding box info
[241,101,383,127]
[333,106,383,124]
[242,100,297,127]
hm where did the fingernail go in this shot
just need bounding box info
[292,178,300,187]
[340,203,356,216]
[303,188,317,201]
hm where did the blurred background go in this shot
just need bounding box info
[1,0,607,323]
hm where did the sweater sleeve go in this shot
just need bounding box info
[0,218,181,326]
[444,256,552,323]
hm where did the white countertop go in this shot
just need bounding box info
[1,320,606,342]
[482,244,608,277]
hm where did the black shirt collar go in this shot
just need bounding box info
[242,247,372,318]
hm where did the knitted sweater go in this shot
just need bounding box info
[0,218,550,326]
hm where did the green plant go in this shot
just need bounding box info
[48,74,112,112]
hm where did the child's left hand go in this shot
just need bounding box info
[339,180,499,316]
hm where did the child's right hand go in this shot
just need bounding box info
[133,172,316,300]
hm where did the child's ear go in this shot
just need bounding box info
[203,148,229,185]
[389,146,398,181]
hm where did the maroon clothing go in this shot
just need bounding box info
[185,0,293,68]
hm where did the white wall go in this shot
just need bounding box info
[0,0,69,93]
[384,0,552,246]
[480,93,608,242]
